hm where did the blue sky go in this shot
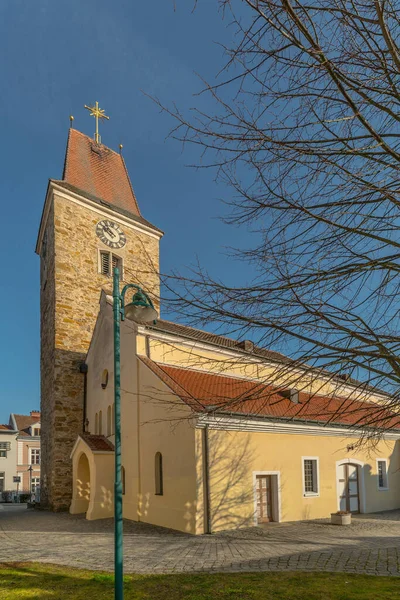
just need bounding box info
[0,0,250,422]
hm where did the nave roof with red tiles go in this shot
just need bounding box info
[141,358,400,431]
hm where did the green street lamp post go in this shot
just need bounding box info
[113,267,158,600]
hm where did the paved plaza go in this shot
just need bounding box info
[1,504,400,576]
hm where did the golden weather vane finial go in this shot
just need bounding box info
[84,101,109,144]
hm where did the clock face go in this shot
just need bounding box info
[96,220,126,249]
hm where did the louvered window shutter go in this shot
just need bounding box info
[112,254,122,276]
[100,251,110,276]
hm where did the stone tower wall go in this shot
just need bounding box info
[39,202,56,508]
[40,189,160,510]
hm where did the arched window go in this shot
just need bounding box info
[112,403,115,435]
[95,413,98,435]
[155,452,163,496]
[121,466,126,496]
[101,369,109,389]
[99,410,103,435]
[107,405,111,436]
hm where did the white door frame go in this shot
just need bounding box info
[335,459,366,513]
[253,471,281,524]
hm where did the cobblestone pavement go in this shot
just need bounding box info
[1,504,400,576]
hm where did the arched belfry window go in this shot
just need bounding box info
[155,452,163,496]
[95,413,98,435]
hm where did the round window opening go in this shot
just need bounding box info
[101,369,109,389]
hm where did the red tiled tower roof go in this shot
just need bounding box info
[62,128,141,216]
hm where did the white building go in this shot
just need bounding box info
[0,424,18,499]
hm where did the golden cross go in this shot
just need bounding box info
[84,101,109,144]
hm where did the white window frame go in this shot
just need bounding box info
[30,448,40,465]
[302,456,320,497]
[98,250,123,279]
[31,477,40,492]
[376,458,389,491]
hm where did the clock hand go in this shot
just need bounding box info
[104,226,116,238]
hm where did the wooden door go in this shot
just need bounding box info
[256,475,273,523]
[338,463,360,513]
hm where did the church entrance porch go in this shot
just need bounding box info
[71,452,91,515]
[70,433,114,520]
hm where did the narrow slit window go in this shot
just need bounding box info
[155,452,163,495]
[121,466,126,495]
[107,405,111,437]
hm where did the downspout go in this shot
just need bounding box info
[79,363,88,432]
[137,350,142,521]
[202,425,212,534]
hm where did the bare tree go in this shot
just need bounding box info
[154,0,400,406]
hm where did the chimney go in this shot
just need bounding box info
[338,373,351,382]
[30,410,40,421]
[236,340,255,352]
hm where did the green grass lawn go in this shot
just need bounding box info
[0,563,399,599]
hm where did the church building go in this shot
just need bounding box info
[36,107,162,510]
[38,106,400,532]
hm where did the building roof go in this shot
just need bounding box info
[141,358,400,431]
[145,319,290,364]
[80,433,114,452]
[11,412,40,437]
[143,320,387,396]
[0,424,13,431]
[12,413,41,436]
[62,128,141,216]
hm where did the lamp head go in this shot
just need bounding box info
[124,289,158,323]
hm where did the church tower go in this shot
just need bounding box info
[36,109,162,510]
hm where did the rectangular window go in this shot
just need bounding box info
[0,450,6,458]
[31,477,40,493]
[99,251,123,278]
[302,457,319,496]
[377,459,388,490]
[30,449,40,465]
[33,428,40,437]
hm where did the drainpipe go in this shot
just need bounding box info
[202,425,212,534]
[137,355,142,521]
[79,363,88,432]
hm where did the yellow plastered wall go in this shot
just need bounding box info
[136,334,385,404]
[131,359,198,533]
[196,428,400,531]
